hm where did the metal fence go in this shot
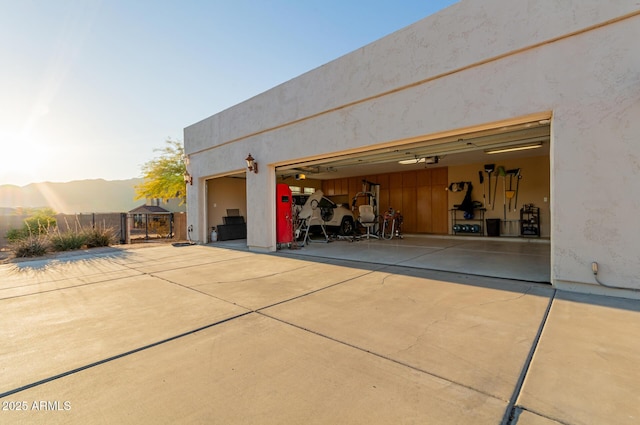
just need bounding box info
[0,212,187,248]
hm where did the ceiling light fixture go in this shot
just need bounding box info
[485,143,543,155]
[398,156,439,165]
[398,157,425,165]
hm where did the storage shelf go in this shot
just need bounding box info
[520,206,540,237]
[450,208,485,235]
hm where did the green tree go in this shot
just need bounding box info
[135,139,187,205]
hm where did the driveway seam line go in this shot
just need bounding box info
[511,406,572,425]
[258,311,505,403]
[254,270,380,311]
[0,272,149,301]
[501,288,557,425]
[145,261,377,310]
[148,272,236,302]
[118,255,254,273]
[0,311,253,399]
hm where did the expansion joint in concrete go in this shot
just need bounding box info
[501,289,557,425]
[0,311,252,399]
[258,311,501,402]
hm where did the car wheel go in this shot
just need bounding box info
[339,217,354,235]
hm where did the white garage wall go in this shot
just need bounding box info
[185,1,640,295]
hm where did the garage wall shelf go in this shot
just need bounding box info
[451,208,485,235]
[520,205,540,237]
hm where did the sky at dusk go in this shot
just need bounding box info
[0,0,458,186]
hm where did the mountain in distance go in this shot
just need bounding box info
[0,178,147,214]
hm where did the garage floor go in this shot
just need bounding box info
[269,235,551,283]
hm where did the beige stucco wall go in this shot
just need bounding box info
[185,1,640,295]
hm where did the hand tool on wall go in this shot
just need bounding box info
[493,166,504,211]
[505,168,520,211]
[479,171,485,207]
[484,164,495,208]
[514,172,522,211]
[495,166,506,217]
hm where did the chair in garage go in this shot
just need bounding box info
[358,204,379,239]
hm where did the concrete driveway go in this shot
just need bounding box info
[1,243,638,424]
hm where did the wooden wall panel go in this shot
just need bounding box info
[402,171,417,188]
[364,175,379,186]
[417,169,431,186]
[389,173,403,190]
[390,189,403,217]
[417,186,432,233]
[431,185,449,234]
[402,187,417,232]
[322,166,449,235]
[376,174,389,188]
[378,188,390,214]
[348,177,359,205]
[322,180,334,196]
[335,179,344,195]
[432,167,448,185]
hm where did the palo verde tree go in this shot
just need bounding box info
[135,139,188,205]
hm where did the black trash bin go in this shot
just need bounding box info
[486,218,501,237]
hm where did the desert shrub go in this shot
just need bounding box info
[24,217,56,235]
[84,226,116,248]
[6,228,29,243]
[5,208,57,243]
[50,231,87,252]
[11,235,49,258]
[7,212,116,257]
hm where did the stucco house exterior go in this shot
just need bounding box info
[184,0,640,298]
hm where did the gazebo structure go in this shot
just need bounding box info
[127,204,174,242]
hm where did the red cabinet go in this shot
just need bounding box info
[276,184,293,245]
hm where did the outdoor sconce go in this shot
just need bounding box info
[245,154,258,174]
[182,155,192,185]
[183,172,193,185]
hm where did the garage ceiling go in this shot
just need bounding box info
[276,120,550,180]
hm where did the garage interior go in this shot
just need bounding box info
[276,119,551,237]
[205,118,551,283]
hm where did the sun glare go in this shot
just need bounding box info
[0,132,52,186]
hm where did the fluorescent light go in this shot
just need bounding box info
[398,158,425,165]
[398,156,439,165]
[485,143,542,155]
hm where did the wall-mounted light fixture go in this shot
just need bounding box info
[485,143,542,155]
[183,172,193,185]
[182,155,192,185]
[245,154,258,174]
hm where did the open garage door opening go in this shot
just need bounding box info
[274,118,551,283]
[276,118,550,237]
[205,174,248,244]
